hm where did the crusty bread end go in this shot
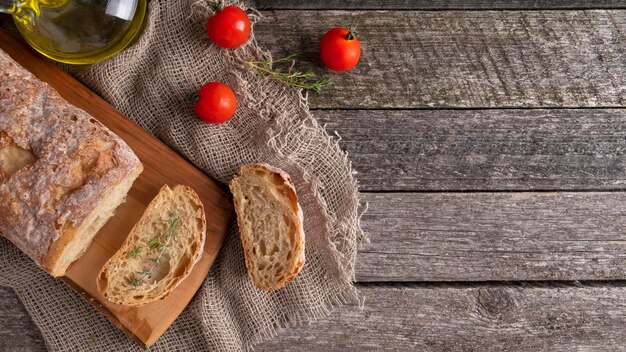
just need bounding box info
[97,184,206,306]
[229,164,305,291]
[0,48,144,277]
[43,164,143,276]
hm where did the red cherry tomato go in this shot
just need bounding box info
[194,82,237,124]
[320,27,361,72]
[206,6,251,49]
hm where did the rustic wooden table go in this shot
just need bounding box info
[2,1,626,350]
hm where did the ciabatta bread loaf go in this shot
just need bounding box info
[97,185,206,306]
[0,48,142,276]
[229,164,305,291]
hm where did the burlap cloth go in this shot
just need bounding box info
[0,0,365,350]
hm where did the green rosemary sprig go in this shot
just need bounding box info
[136,269,152,278]
[129,246,144,258]
[245,53,332,92]
[126,277,141,287]
[148,215,179,249]
[126,215,180,288]
[148,238,160,248]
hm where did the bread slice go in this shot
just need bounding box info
[97,185,206,306]
[229,164,305,291]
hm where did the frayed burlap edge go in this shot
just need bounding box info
[0,1,369,350]
[218,4,369,348]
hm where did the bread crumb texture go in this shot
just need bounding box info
[97,185,206,306]
[230,164,305,291]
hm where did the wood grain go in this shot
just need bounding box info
[3,5,626,351]
[357,192,626,282]
[11,187,626,347]
[254,10,626,109]
[6,283,626,351]
[255,0,626,10]
[256,284,626,351]
[316,109,626,191]
[0,287,45,352]
[0,29,234,348]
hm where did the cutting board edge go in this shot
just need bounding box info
[61,277,149,348]
[0,28,233,348]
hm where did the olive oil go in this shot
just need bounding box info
[5,0,146,64]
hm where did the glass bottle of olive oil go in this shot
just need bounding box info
[1,0,146,64]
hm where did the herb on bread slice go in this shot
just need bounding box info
[229,164,305,291]
[97,184,206,306]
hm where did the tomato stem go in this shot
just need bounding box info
[347,25,358,40]
[191,92,200,102]
[206,0,222,13]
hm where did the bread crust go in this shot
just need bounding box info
[230,163,305,291]
[97,184,206,306]
[42,169,142,276]
[0,49,143,276]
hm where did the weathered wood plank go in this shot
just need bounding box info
[255,0,626,10]
[7,187,626,346]
[254,10,626,109]
[257,284,626,351]
[0,287,45,352]
[357,192,626,282]
[316,109,626,191]
[6,284,626,351]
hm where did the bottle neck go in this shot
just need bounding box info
[1,0,36,25]
[0,0,20,15]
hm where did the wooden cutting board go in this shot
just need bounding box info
[0,29,234,347]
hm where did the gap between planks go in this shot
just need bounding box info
[311,106,626,111]
[355,280,626,288]
[254,0,626,10]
